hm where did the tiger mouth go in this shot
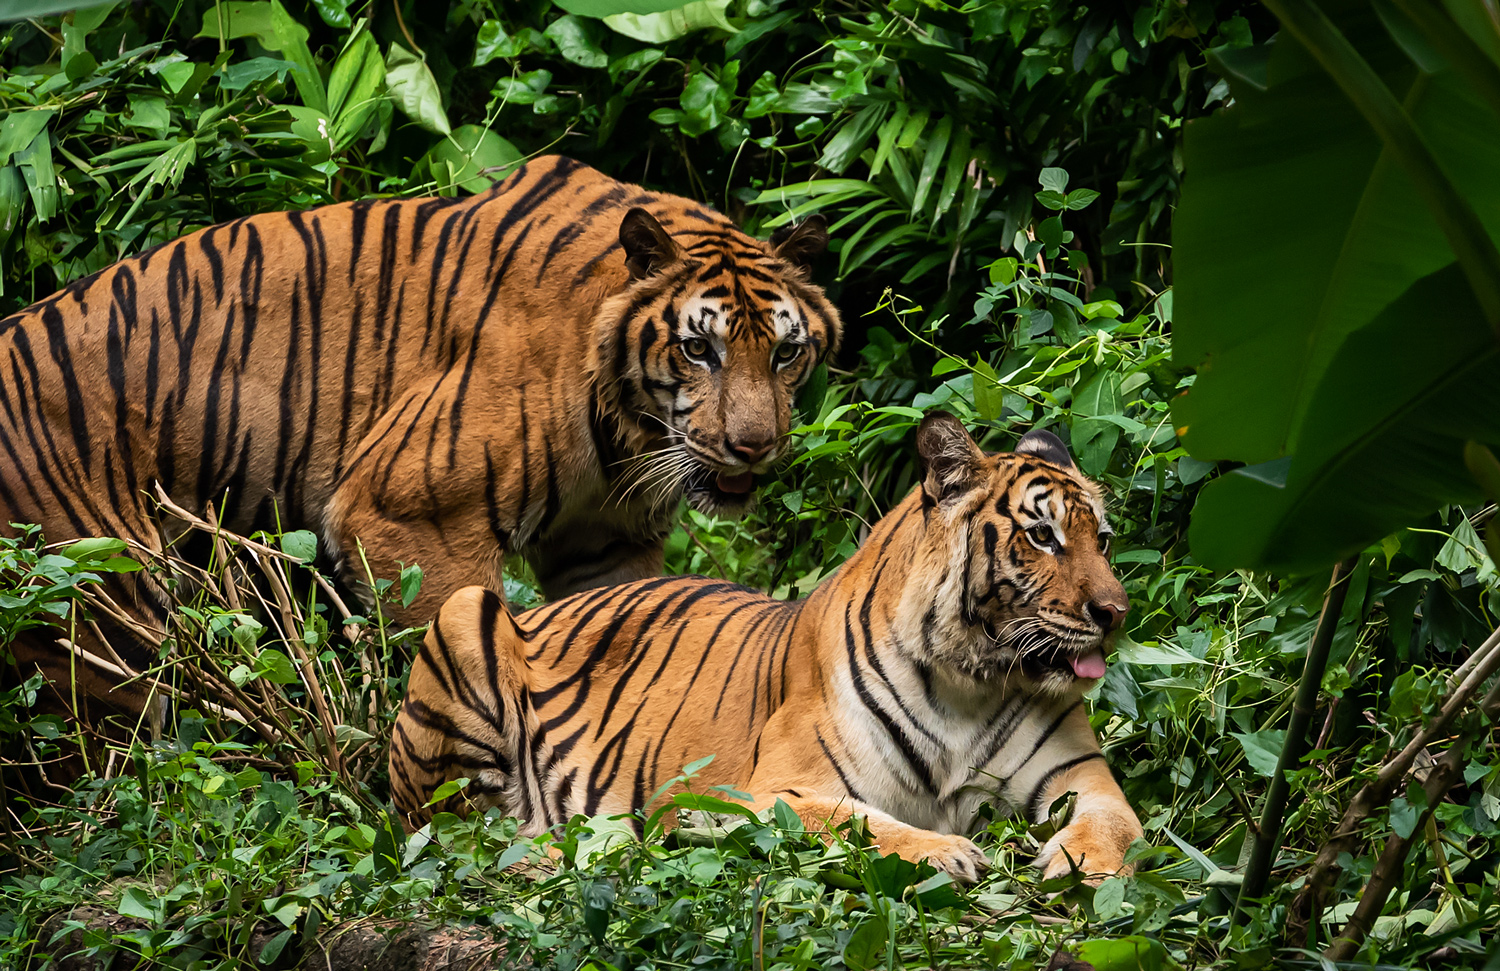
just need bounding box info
[1019,643,1108,681]
[683,464,757,510]
[982,623,1108,681]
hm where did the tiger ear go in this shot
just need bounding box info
[769,214,828,271]
[1014,428,1075,469]
[620,208,682,279]
[916,411,986,503]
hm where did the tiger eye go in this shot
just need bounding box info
[683,337,710,358]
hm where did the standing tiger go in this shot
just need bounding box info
[0,155,839,731]
[390,413,1143,880]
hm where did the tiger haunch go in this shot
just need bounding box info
[0,156,840,733]
[390,413,1142,881]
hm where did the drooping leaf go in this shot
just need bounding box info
[386,44,451,135]
[603,0,734,43]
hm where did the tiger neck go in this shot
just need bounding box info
[802,492,1011,718]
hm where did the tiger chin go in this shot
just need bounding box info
[389,412,1143,882]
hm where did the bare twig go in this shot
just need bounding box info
[1325,675,1500,960]
[1290,621,1500,940]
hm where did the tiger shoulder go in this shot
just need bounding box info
[390,412,1143,881]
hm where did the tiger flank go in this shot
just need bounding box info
[0,156,839,733]
[390,412,1143,881]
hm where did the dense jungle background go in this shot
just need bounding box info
[2,0,1499,967]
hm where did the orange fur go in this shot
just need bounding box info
[391,414,1142,880]
[0,156,839,734]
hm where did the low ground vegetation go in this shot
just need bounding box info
[2,0,1498,968]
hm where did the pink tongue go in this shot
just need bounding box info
[1070,650,1107,680]
[716,471,754,494]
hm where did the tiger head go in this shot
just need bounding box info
[902,412,1128,696]
[594,208,841,516]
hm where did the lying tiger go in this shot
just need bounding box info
[390,413,1142,879]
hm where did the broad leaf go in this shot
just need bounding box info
[385,44,450,135]
[553,0,692,15]
[1188,264,1500,571]
[1173,23,1500,464]
[1,0,112,19]
[603,0,735,44]
[1230,729,1286,779]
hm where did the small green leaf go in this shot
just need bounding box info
[425,776,470,807]
[386,44,451,135]
[1093,876,1126,919]
[62,537,126,562]
[1075,936,1167,971]
[255,649,300,685]
[308,0,349,28]
[1389,795,1420,838]
[279,530,317,562]
[1038,166,1069,193]
[258,928,295,965]
[117,886,160,922]
[842,916,888,971]
[399,564,423,608]
[1231,729,1287,779]
[1064,187,1101,210]
[422,126,521,194]
[544,15,609,69]
[0,110,56,168]
[474,20,526,64]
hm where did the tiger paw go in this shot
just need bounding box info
[1035,814,1137,882]
[879,831,989,882]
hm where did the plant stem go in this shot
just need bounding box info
[1262,0,1500,337]
[1290,620,1500,938]
[1232,557,1356,926]
[1325,674,1500,960]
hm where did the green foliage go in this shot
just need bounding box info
[2,0,1499,968]
[1174,1,1500,572]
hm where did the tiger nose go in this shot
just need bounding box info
[1087,599,1127,632]
[727,438,775,465]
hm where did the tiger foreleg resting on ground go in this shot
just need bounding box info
[742,790,989,882]
[1029,747,1143,880]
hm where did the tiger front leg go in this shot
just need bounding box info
[1031,755,1143,881]
[745,791,989,882]
[323,458,507,628]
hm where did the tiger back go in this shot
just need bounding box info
[390,413,1143,881]
[0,155,839,739]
